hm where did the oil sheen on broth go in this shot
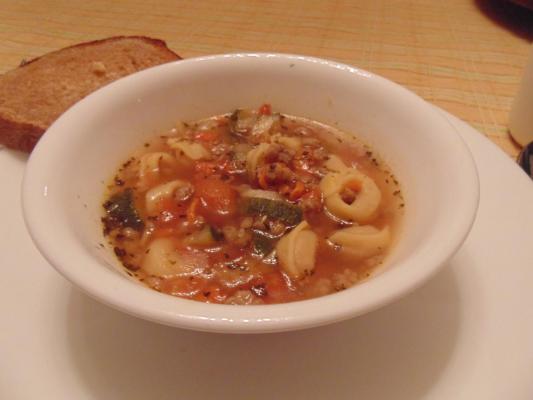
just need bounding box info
[102,104,404,305]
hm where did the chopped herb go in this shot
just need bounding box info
[103,189,144,231]
[123,262,139,271]
[114,247,126,258]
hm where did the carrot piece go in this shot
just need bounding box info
[194,177,238,225]
[345,180,362,192]
[194,130,219,142]
[257,167,269,189]
[259,103,272,115]
[279,184,291,196]
[289,181,306,201]
[187,197,200,224]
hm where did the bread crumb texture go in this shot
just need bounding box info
[0,36,180,152]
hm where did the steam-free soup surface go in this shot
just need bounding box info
[102,104,403,305]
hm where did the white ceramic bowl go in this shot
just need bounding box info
[22,53,479,333]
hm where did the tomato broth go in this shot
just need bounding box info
[102,105,404,305]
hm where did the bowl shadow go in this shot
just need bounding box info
[0,147,29,163]
[66,265,462,400]
[474,0,533,40]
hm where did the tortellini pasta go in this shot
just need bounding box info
[275,221,318,279]
[138,152,176,190]
[142,238,206,278]
[167,138,210,160]
[320,166,382,223]
[145,179,191,215]
[324,155,348,173]
[328,225,390,259]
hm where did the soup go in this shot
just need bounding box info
[102,104,404,305]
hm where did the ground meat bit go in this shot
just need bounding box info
[226,159,247,175]
[332,269,360,291]
[277,149,294,164]
[311,146,328,161]
[121,227,141,240]
[263,162,294,184]
[225,290,264,305]
[301,137,320,145]
[143,275,162,290]
[222,225,238,241]
[211,143,230,156]
[174,183,194,202]
[240,217,253,229]
[304,278,333,298]
[222,225,252,246]
[299,190,323,213]
[293,126,314,136]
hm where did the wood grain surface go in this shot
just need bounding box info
[0,0,531,157]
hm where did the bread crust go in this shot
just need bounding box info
[0,116,43,153]
[18,36,181,69]
[0,36,181,153]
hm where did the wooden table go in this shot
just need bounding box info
[1,0,531,157]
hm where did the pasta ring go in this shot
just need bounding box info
[320,168,381,223]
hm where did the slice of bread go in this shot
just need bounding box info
[0,36,181,152]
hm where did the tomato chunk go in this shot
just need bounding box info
[194,177,238,225]
[258,103,272,115]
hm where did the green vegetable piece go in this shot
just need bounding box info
[103,189,144,231]
[245,197,302,226]
[184,226,217,247]
[252,231,276,257]
[230,109,257,135]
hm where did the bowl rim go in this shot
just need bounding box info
[22,53,480,333]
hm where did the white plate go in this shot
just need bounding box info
[1,110,532,399]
